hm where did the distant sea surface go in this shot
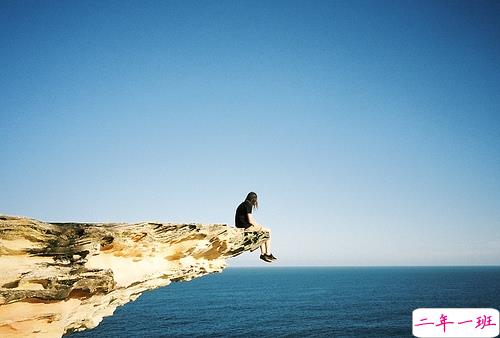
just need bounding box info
[69,266,500,337]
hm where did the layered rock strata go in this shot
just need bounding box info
[0,214,268,337]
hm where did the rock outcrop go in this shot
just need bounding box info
[0,214,268,337]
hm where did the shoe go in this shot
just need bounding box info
[267,254,277,260]
[260,254,273,263]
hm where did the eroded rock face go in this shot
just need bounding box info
[0,215,268,337]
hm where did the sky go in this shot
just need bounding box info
[1,0,499,266]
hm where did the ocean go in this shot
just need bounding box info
[68,266,500,337]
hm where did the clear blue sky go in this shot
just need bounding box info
[1,0,499,266]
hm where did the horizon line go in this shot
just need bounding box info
[227,264,500,268]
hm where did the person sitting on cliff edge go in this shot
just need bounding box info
[235,192,277,263]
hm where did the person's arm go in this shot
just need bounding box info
[248,214,262,228]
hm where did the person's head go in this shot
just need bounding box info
[245,192,258,210]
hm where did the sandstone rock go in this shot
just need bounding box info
[0,214,269,337]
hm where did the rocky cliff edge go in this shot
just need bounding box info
[0,214,269,337]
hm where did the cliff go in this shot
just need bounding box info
[0,214,269,337]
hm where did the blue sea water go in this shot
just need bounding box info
[68,267,500,337]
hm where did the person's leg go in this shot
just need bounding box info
[265,239,271,255]
[262,228,276,260]
[260,243,266,255]
[260,227,271,254]
[244,225,273,256]
[244,225,264,253]
[244,224,261,232]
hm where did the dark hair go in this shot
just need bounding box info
[245,192,258,210]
